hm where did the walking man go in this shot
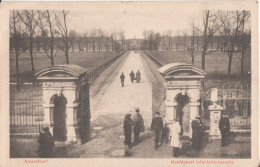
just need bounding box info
[151,112,163,150]
[129,70,135,83]
[191,116,202,151]
[133,108,144,143]
[124,114,133,150]
[170,119,182,157]
[136,70,141,83]
[120,72,125,87]
[219,111,230,147]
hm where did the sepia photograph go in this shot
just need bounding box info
[0,1,258,167]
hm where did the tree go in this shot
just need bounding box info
[200,10,222,70]
[187,18,202,65]
[10,10,24,91]
[54,10,72,64]
[18,10,39,84]
[38,10,57,66]
[91,29,97,52]
[219,11,243,76]
[118,31,125,51]
[237,11,251,76]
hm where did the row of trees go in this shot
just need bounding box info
[10,10,126,91]
[142,10,251,77]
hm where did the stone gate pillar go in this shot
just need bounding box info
[36,64,90,143]
[158,63,207,138]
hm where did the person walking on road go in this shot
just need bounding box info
[219,111,230,147]
[124,114,133,149]
[133,108,144,144]
[170,119,182,157]
[120,72,125,87]
[136,70,141,83]
[151,112,163,150]
[191,116,202,151]
[129,70,135,83]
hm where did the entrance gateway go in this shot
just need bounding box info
[158,63,206,138]
[36,64,91,143]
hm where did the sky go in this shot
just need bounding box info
[67,3,203,39]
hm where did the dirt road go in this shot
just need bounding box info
[77,51,164,157]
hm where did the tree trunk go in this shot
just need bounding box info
[241,58,244,76]
[228,54,233,77]
[65,49,69,64]
[29,36,35,84]
[15,50,20,91]
[50,36,54,66]
[192,56,195,65]
[202,11,209,70]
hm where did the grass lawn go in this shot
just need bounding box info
[10,51,121,83]
[146,50,251,75]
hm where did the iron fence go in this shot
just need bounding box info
[87,51,127,83]
[10,84,44,133]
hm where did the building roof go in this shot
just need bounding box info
[158,62,207,77]
[35,64,87,79]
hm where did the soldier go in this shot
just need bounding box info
[219,111,230,147]
[120,72,125,87]
[136,70,141,83]
[37,127,55,158]
[151,112,163,150]
[129,70,135,83]
[170,118,182,157]
[133,108,144,143]
[124,113,133,149]
[191,116,202,151]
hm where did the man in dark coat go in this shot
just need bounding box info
[151,112,163,150]
[191,116,202,151]
[133,108,144,143]
[120,72,125,87]
[37,127,55,158]
[124,114,133,149]
[136,70,141,83]
[219,111,230,147]
[129,70,135,83]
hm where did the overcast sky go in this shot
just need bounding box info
[67,3,203,39]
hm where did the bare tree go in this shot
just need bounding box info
[118,31,125,51]
[91,29,97,52]
[166,30,172,51]
[187,18,202,65]
[18,10,39,84]
[37,10,58,66]
[10,10,24,91]
[237,11,251,76]
[219,11,243,76]
[54,10,73,64]
[200,10,222,70]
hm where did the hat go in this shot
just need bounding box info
[43,127,49,131]
[135,108,140,112]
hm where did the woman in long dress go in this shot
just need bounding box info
[170,119,182,157]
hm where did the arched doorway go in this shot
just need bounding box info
[52,94,67,142]
[175,93,190,136]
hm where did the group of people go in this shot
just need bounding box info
[150,112,182,156]
[120,70,141,87]
[123,108,145,155]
